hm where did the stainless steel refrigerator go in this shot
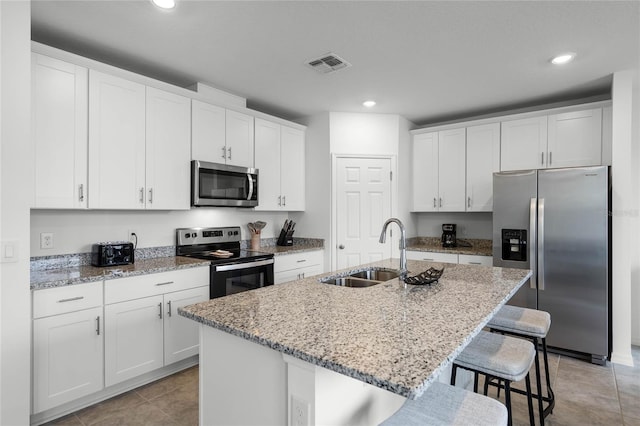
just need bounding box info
[493,166,609,364]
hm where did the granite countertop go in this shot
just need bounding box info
[179,259,531,400]
[407,237,493,256]
[30,256,211,290]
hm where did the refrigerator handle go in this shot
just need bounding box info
[529,197,537,289]
[538,198,545,291]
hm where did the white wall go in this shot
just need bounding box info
[0,2,32,423]
[31,209,289,256]
[329,112,399,155]
[631,71,640,347]
[414,212,493,240]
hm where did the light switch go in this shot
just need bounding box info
[0,241,19,263]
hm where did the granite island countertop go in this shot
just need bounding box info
[31,256,211,290]
[407,237,493,256]
[179,258,531,400]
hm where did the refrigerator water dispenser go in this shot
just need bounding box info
[501,229,527,261]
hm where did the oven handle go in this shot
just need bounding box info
[214,258,274,272]
[246,174,254,201]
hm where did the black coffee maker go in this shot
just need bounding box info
[441,224,457,248]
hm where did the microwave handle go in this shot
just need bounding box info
[246,174,254,200]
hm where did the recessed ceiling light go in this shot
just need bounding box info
[550,52,576,65]
[363,100,376,108]
[151,0,176,10]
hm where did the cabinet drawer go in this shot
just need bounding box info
[274,250,323,273]
[458,254,493,266]
[406,251,458,264]
[105,266,209,305]
[33,281,103,319]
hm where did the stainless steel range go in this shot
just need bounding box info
[176,226,274,298]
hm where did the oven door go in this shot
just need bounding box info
[210,258,274,298]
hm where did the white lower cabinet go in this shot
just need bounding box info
[274,250,324,284]
[407,251,492,266]
[458,254,493,266]
[164,286,210,364]
[32,282,104,413]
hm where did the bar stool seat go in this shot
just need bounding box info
[452,330,536,426]
[488,305,551,338]
[380,382,508,426]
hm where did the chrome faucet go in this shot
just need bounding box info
[379,218,407,276]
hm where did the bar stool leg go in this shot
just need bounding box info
[450,364,458,386]
[531,337,544,425]
[525,373,535,426]
[542,338,555,414]
[473,371,479,393]
[504,380,512,426]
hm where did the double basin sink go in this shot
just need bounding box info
[319,267,401,288]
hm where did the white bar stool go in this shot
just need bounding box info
[380,382,508,426]
[451,330,536,426]
[487,305,554,425]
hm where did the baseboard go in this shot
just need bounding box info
[30,356,198,426]
[610,351,634,367]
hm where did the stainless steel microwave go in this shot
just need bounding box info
[191,160,258,207]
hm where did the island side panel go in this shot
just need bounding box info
[199,325,287,426]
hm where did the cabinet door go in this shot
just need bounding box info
[458,254,493,266]
[466,123,500,212]
[225,110,254,167]
[254,118,282,210]
[500,116,548,171]
[105,295,164,387]
[438,128,466,212]
[547,108,602,168]
[32,54,88,209]
[33,307,103,413]
[280,126,306,211]
[145,87,191,210]
[412,132,439,211]
[164,286,209,364]
[89,70,146,209]
[191,100,226,163]
[406,251,458,263]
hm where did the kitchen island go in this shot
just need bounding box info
[179,259,531,426]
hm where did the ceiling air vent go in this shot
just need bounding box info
[306,53,351,74]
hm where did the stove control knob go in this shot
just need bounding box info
[228,231,232,236]
[234,231,238,235]
[191,233,197,238]
[184,233,190,239]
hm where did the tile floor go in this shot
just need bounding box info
[46,346,639,426]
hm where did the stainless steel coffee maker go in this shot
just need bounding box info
[441,224,457,248]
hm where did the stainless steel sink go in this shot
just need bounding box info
[319,268,400,288]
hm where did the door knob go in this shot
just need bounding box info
[338,244,345,249]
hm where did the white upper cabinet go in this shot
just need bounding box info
[412,129,465,212]
[191,101,255,168]
[466,123,500,212]
[412,132,439,212]
[32,53,88,209]
[225,110,255,167]
[547,108,602,168]
[500,116,548,172]
[88,70,146,209]
[254,119,305,211]
[191,100,226,163]
[145,87,191,210]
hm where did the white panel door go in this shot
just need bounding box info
[254,118,282,210]
[336,158,392,270]
[191,100,226,162]
[547,108,602,168]
[32,53,88,209]
[500,116,548,171]
[466,123,500,211]
[164,286,209,364]
[225,110,254,167]
[412,132,439,211]
[438,128,466,212]
[280,126,305,211]
[33,307,103,413]
[145,87,191,210]
[88,70,146,209]
[105,295,164,387]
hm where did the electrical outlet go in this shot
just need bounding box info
[291,396,310,426]
[127,229,138,244]
[40,232,54,249]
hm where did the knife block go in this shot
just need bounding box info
[276,229,294,246]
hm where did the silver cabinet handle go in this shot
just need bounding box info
[338,244,345,249]
[158,302,163,319]
[139,187,144,204]
[467,197,471,208]
[433,198,436,208]
[541,152,545,166]
[538,198,545,291]
[155,281,174,286]
[296,259,306,263]
[79,184,84,202]
[439,198,443,208]
[277,196,281,206]
[227,147,232,160]
[423,258,435,261]
[301,272,305,278]
[221,146,227,159]
[282,196,286,206]
[469,262,482,265]
[96,316,100,335]
[58,296,84,303]
[167,300,172,317]
[148,188,153,204]
[549,151,552,165]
